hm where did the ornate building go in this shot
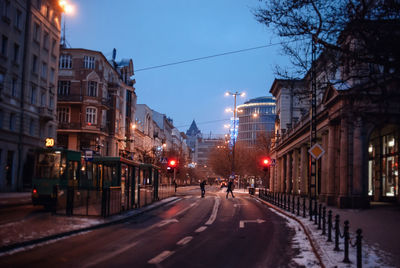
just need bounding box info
[0,0,62,191]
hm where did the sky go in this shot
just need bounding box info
[65,0,289,135]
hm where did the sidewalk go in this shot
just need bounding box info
[0,192,31,208]
[253,191,400,267]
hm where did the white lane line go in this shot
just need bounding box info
[205,197,220,225]
[175,201,198,217]
[148,250,175,264]
[83,242,138,267]
[195,226,207,233]
[157,218,179,227]
[176,236,193,246]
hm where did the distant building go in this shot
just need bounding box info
[56,48,136,158]
[185,120,201,162]
[0,0,62,191]
[237,96,276,146]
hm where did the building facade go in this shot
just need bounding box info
[237,96,276,146]
[56,48,137,158]
[0,0,62,191]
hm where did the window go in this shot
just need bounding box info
[33,23,40,42]
[44,5,49,18]
[87,81,97,97]
[49,94,54,108]
[41,62,47,78]
[11,78,17,97]
[58,80,70,95]
[9,113,15,131]
[0,110,3,128]
[1,35,8,56]
[39,92,45,106]
[84,56,95,69]
[32,55,38,73]
[48,125,53,137]
[30,85,37,105]
[59,54,71,69]
[51,38,56,55]
[0,73,4,91]
[43,31,49,50]
[29,118,35,136]
[57,107,70,123]
[50,68,55,83]
[15,9,22,29]
[13,43,19,62]
[3,0,10,20]
[86,107,97,124]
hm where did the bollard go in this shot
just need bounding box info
[343,220,350,263]
[334,215,340,251]
[303,197,306,218]
[318,204,322,229]
[297,196,300,216]
[309,198,313,221]
[356,229,363,268]
[283,193,286,209]
[322,206,326,235]
[314,199,318,225]
[327,210,333,242]
[287,194,290,211]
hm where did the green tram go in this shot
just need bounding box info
[32,149,175,216]
[32,148,82,207]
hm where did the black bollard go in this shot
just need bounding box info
[314,199,318,225]
[287,194,290,211]
[343,220,350,263]
[318,204,322,229]
[334,215,340,251]
[292,194,295,213]
[356,229,363,268]
[327,210,332,242]
[297,196,300,216]
[309,198,313,221]
[284,193,286,209]
[303,197,306,218]
[322,206,326,235]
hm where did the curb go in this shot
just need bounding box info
[251,195,326,268]
[0,196,180,254]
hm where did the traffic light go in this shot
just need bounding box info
[167,159,177,173]
[261,157,271,172]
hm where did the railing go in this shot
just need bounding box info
[258,189,363,268]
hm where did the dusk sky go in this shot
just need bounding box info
[65,0,289,135]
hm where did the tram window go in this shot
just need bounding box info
[36,152,61,179]
[68,161,78,181]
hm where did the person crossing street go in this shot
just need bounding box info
[226,179,235,199]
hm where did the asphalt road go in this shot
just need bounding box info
[0,187,302,268]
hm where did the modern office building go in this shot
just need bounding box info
[237,96,276,146]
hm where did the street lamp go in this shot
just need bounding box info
[58,0,75,47]
[225,91,245,188]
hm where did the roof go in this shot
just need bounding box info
[186,120,201,136]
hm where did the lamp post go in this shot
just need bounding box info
[225,91,245,189]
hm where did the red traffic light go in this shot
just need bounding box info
[262,157,271,166]
[168,159,177,167]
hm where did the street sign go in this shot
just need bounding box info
[161,157,167,164]
[308,143,325,160]
[271,159,276,166]
[84,150,93,161]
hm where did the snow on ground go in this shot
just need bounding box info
[270,207,395,268]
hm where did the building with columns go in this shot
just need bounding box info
[269,25,400,208]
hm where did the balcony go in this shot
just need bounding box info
[39,107,54,122]
[101,97,111,107]
[58,122,82,130]
[57,94,83,102]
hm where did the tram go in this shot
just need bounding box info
[32,148,82,207]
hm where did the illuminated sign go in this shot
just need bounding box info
[45,138,55,147]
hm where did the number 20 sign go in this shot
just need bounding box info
[45,138,55,147]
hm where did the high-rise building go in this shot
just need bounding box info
[0,0,62,191]
[237,96,276,146]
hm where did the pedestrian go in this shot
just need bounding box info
[200,180,206,198]
[174,180,177,193]
[226,179,235,199]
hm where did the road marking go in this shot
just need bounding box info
[148,250,174,264]
[205,197,220,225]
[195,226,207,233]
[83,242,138,267]
[239,219,266,228]
[176,236,193,246]
[175,202,198,217]
[157,218,179,227]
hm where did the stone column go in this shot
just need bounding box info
[300,145,308,196]
[320,132,328,202]
[353,117,369,208]
[286,152,292,193]
[338,117,350,208]
[281,156,286,192]
[292,149,299,195]
[326,124,336,205]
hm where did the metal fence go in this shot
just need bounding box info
[258,189,363,268]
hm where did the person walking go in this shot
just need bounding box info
[226,179,235,199]
[200,180,206,198]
